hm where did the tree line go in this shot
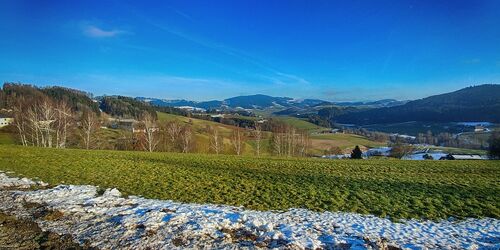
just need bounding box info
[3,94,310,158]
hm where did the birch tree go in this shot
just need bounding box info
[166,121,182,151]
[81,110,99,150]
[230,128,246,155]
[12,98,28,146]
[140,112,159,152]
[208,126,223,154]
[26,104,41,147]
[55,101,73,148]
[180,125,193,153]
[253,124,262,156]
[38,100,56,147]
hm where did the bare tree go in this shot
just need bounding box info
[390,143,414,159]
[26,105,39,146]
[55,101,73,148]
[253,124,262,156]
[208,126,223,154]
[180,125,193,153]
[39,99,56,147]
[140,112,159,152]
[271,127,283,156]
[230,128,246,155]
[165,121,182,151]
[11,98,28,146]
[296,131,310,157]
[270,123,310,157]
[286,126,297,157]
[80,110,99,150]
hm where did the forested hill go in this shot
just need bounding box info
[0,83,99,113]
[334,84,500,124]
[0,84,176,119]
[99,96,157,119]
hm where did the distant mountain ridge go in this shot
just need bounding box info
[136,94,406,110]
[334,99,410,108]
[334,84,500,124]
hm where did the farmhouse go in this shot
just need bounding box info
[439,154,483,160]
[177,106,206,112]
[108,118,138,130]
[474,125,486,132]
[317,128,341,134]
[132,127,159,133]
[0,115,14,128]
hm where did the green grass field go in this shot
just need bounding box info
[0,132,15,145]
[1,145,498,220]
[310,133,386,152]
[273,116,325,132]
[156,112,388,155]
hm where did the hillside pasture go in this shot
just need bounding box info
[310,133,386,154]
[273,116,325,132]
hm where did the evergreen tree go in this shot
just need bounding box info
[350,145,363,159]
[423,153,434,160]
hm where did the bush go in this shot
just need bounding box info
[390,143,414,159]
[488,131,500,159]
[423,153,434,160]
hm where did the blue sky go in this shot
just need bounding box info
[1,0,499,101]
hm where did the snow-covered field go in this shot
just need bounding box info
[0,172,499,249]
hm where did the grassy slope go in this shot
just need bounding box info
[0,132,15,145]
[274,116,387,153]
[273,116,325,132]
[157,112,386,155]
[310,133,386,153]
[157,112,261,155]
[1,145,498,220]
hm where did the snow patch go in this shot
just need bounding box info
[0,172,48,189]
[0,173,499,249]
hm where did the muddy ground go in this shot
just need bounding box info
[0,212,89,249]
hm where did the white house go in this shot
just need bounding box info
[474,126,487,132]
[0,116,14,128]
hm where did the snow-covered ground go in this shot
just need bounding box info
[0,172,499,249]
[0,172,48,189]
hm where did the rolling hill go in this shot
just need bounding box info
[157,112,384,155]
[334,84,500,125]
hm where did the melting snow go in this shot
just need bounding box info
[0,172,48,189]
[0,172,498,249]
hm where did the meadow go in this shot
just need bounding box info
[157,112,386,155]
[1,145,498,220]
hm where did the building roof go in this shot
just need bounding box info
[450,154,483,160]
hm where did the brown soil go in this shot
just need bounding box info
[0,212,92,249]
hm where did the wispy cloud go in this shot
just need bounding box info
[461,58,481,64]
[82,25,128,38]
[129,12,310,87]
[171,7,194,22]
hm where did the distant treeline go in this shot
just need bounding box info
[99,96,157,119]
[1,83,99,113]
